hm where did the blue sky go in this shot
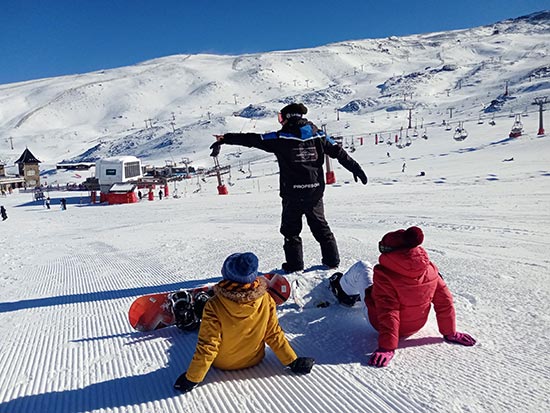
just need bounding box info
[1,0,547,85]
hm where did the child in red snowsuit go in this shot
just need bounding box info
[330,226,476,367]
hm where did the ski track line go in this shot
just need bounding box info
[0,244,190,413]
[406,341,549,412]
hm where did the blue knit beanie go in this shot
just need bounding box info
[221,252,259,284]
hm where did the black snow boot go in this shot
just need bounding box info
[282,262,304,273]
[329,272,360,307]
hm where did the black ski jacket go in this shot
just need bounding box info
[222,118,363,202]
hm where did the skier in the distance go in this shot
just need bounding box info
[174,252,314,393]
[329,226,476,367]
[210,103,368,273]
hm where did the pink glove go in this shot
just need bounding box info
[444,331,476,346]
[368,349,395,367]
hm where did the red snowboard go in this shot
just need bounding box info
[128,274,291,331]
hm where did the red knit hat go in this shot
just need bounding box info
[378,226,424,253]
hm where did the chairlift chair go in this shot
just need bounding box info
[509,114,523,138]
[453,122,468,141]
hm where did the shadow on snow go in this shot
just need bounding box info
[0,278,220,313]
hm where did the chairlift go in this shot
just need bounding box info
[405,136,412,147]
[422,128,428,140]
[238,161,246,174]
[453,121,468,141]
[509,114,523,138]
[445,123,452,131]
[477,115,484,125]
[412,127,419,138]
[396,139,404,149]
[193,176,202,193]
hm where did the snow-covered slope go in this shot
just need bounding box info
[0,119,549,412]
[0,11,548,171]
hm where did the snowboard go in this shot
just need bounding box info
[128,273,291,332]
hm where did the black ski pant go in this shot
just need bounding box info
[280,197,339,270]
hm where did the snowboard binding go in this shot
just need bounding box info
[169,289,213,331]
[170,290,200,331]
[329,272,360,307]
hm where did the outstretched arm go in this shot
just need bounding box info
[324,137,367,184]
[210,132,275,156]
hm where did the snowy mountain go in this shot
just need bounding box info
[0,11,548,171]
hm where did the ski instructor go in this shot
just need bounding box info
[210,103,368,273]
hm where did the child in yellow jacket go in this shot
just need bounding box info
[174,252,314,393]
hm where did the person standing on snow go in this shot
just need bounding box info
[329,226,476,367]
[174,252,314,393]
[210,103,368,273]
[0,205,7,220]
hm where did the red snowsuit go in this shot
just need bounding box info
[364,246,456,350]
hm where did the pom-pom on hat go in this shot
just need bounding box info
[280,103,308,120]
[221,252,259,284]
[378,226,424,253]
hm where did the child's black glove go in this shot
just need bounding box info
[288,357,315,374]
[174,372,199,393]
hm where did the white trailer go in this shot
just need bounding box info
[95,156,142,193]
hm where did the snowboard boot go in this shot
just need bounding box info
[170,290,200,331]
[282,262,304,273]
[329,272,360,307]
[321,260,339,270]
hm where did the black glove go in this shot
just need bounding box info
[353,167,368,185]
[288,357,315,374]
[174,372,199,393]
[209,141,222,157]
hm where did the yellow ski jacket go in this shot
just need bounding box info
[185,277,297,383]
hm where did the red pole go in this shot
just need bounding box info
[538,103,545,135]
[214,157,228,195]
[375,134,378,145]
[164,184,169,197]
[323,125,336,184]
[148,188,154,201]
[359,137,364,145]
